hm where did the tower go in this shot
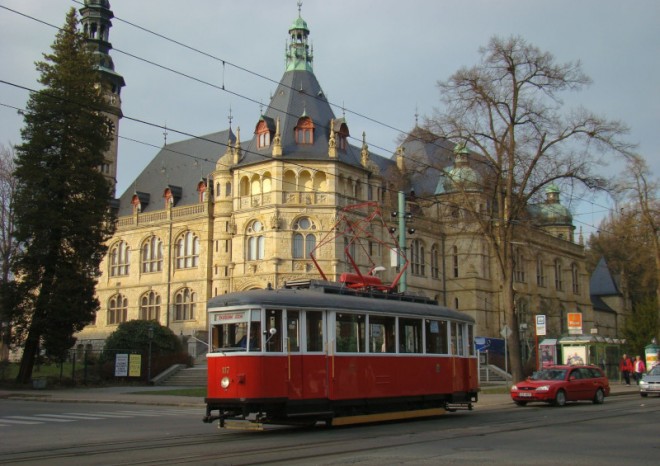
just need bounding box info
[78,0,125,196]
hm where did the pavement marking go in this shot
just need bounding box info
[0,418,42,425]
[5,415,74,423]
[0,409,194,428]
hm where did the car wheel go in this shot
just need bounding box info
[514,401,527,407]
[553,389,566,407]
[641,392,648,398]
[593,388,605,404]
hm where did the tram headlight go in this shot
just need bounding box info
[220,376,230,389]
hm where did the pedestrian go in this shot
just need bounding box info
[619,353,633,385]
[633,355,646,384]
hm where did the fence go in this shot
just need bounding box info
[1,348,191,386]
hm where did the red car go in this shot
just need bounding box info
[510,365,610,406]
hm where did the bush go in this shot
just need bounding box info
[102,321,187,380]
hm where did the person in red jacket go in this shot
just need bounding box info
[619,354,633,385]
[633,355,646,384]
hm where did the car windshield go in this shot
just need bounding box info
[530,369,567,381]
[649,365,660,376]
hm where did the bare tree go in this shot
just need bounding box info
[0,143,19,361]
[614,153,660,329]
[427,36,632,380]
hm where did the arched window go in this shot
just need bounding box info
[255,119,271,149]
[452,246,459,278]
[554,258,563,291]
[536,255,546,287]
[108,294,128,325]
[247,220,265,260]
[140,291,161,321]
[514,248,526,283]
[410,239,425,276]
[109,241,130,277]
[174,288,196,321]
[571,263,580,294]
[141,236,163,273]
[431,244,440,279]
[295,116,314,144]
[175,231,199,269]
[292,217,317,259]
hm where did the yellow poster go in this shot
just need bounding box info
[129,354,142,377]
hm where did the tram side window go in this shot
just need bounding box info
[399,318,422,353]
[369,315,396,353]
[265,309,283,352]
[451,322,465,356]
[467,324,475,356]
[306,311,324,352]
[286,310,300,352]
[336,313,366,353]
[425,319,448,354]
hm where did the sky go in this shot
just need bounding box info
[0,0,658,239]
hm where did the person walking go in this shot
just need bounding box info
[633,355,646,384]
[619,354,633,385]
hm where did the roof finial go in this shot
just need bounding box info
[297,0,303,16]
[414,106,419,127]
[163,123,168,146]
[228,105,233,129]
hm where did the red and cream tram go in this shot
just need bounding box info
[203,279,479,428]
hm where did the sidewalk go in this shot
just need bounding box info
[0,382,641,409]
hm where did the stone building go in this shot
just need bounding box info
[75,3,608,363]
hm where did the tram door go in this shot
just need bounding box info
[302,310,328,399]
[285,310,304,399]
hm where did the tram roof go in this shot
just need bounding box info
[207,284,474,323]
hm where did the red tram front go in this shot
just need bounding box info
[203,280,478,428]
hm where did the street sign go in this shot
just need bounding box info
[500,325,512,338]
[536,314,546,336]
[567,312,583,335]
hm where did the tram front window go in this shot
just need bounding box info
[211,322,245,351]
[211,319,261,352]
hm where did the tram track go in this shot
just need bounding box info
[2,400,657,465]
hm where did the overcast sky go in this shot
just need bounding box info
[1,0,658,238]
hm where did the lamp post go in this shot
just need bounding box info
[147,325,154,385]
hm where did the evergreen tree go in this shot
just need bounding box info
[12,8,116,383]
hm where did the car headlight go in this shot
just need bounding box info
[639,380,648,388]
[220,376,230,389]
[536,385,550,392]
[511,385,518,391]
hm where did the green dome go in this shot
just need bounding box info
[290,16,309,32]
[538,203,573,225]
[536,185,573,225]
[442,165,482,192]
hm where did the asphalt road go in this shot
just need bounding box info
[0,393,658,465]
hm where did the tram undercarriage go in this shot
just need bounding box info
[203,392,478,428]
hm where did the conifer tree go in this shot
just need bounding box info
[11,8,116,383]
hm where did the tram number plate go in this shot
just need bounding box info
[518,392,532,397]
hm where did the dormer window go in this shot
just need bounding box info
[197,180,208,202]
[255,119,273,149]
[295,116,314,144]
[337,122,349,150]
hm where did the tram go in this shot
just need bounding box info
[203,203,478,428]
[203,279,478,428]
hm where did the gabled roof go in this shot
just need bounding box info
[238,69,363,168]
[117,129,234,215]
[590,257,621,297]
